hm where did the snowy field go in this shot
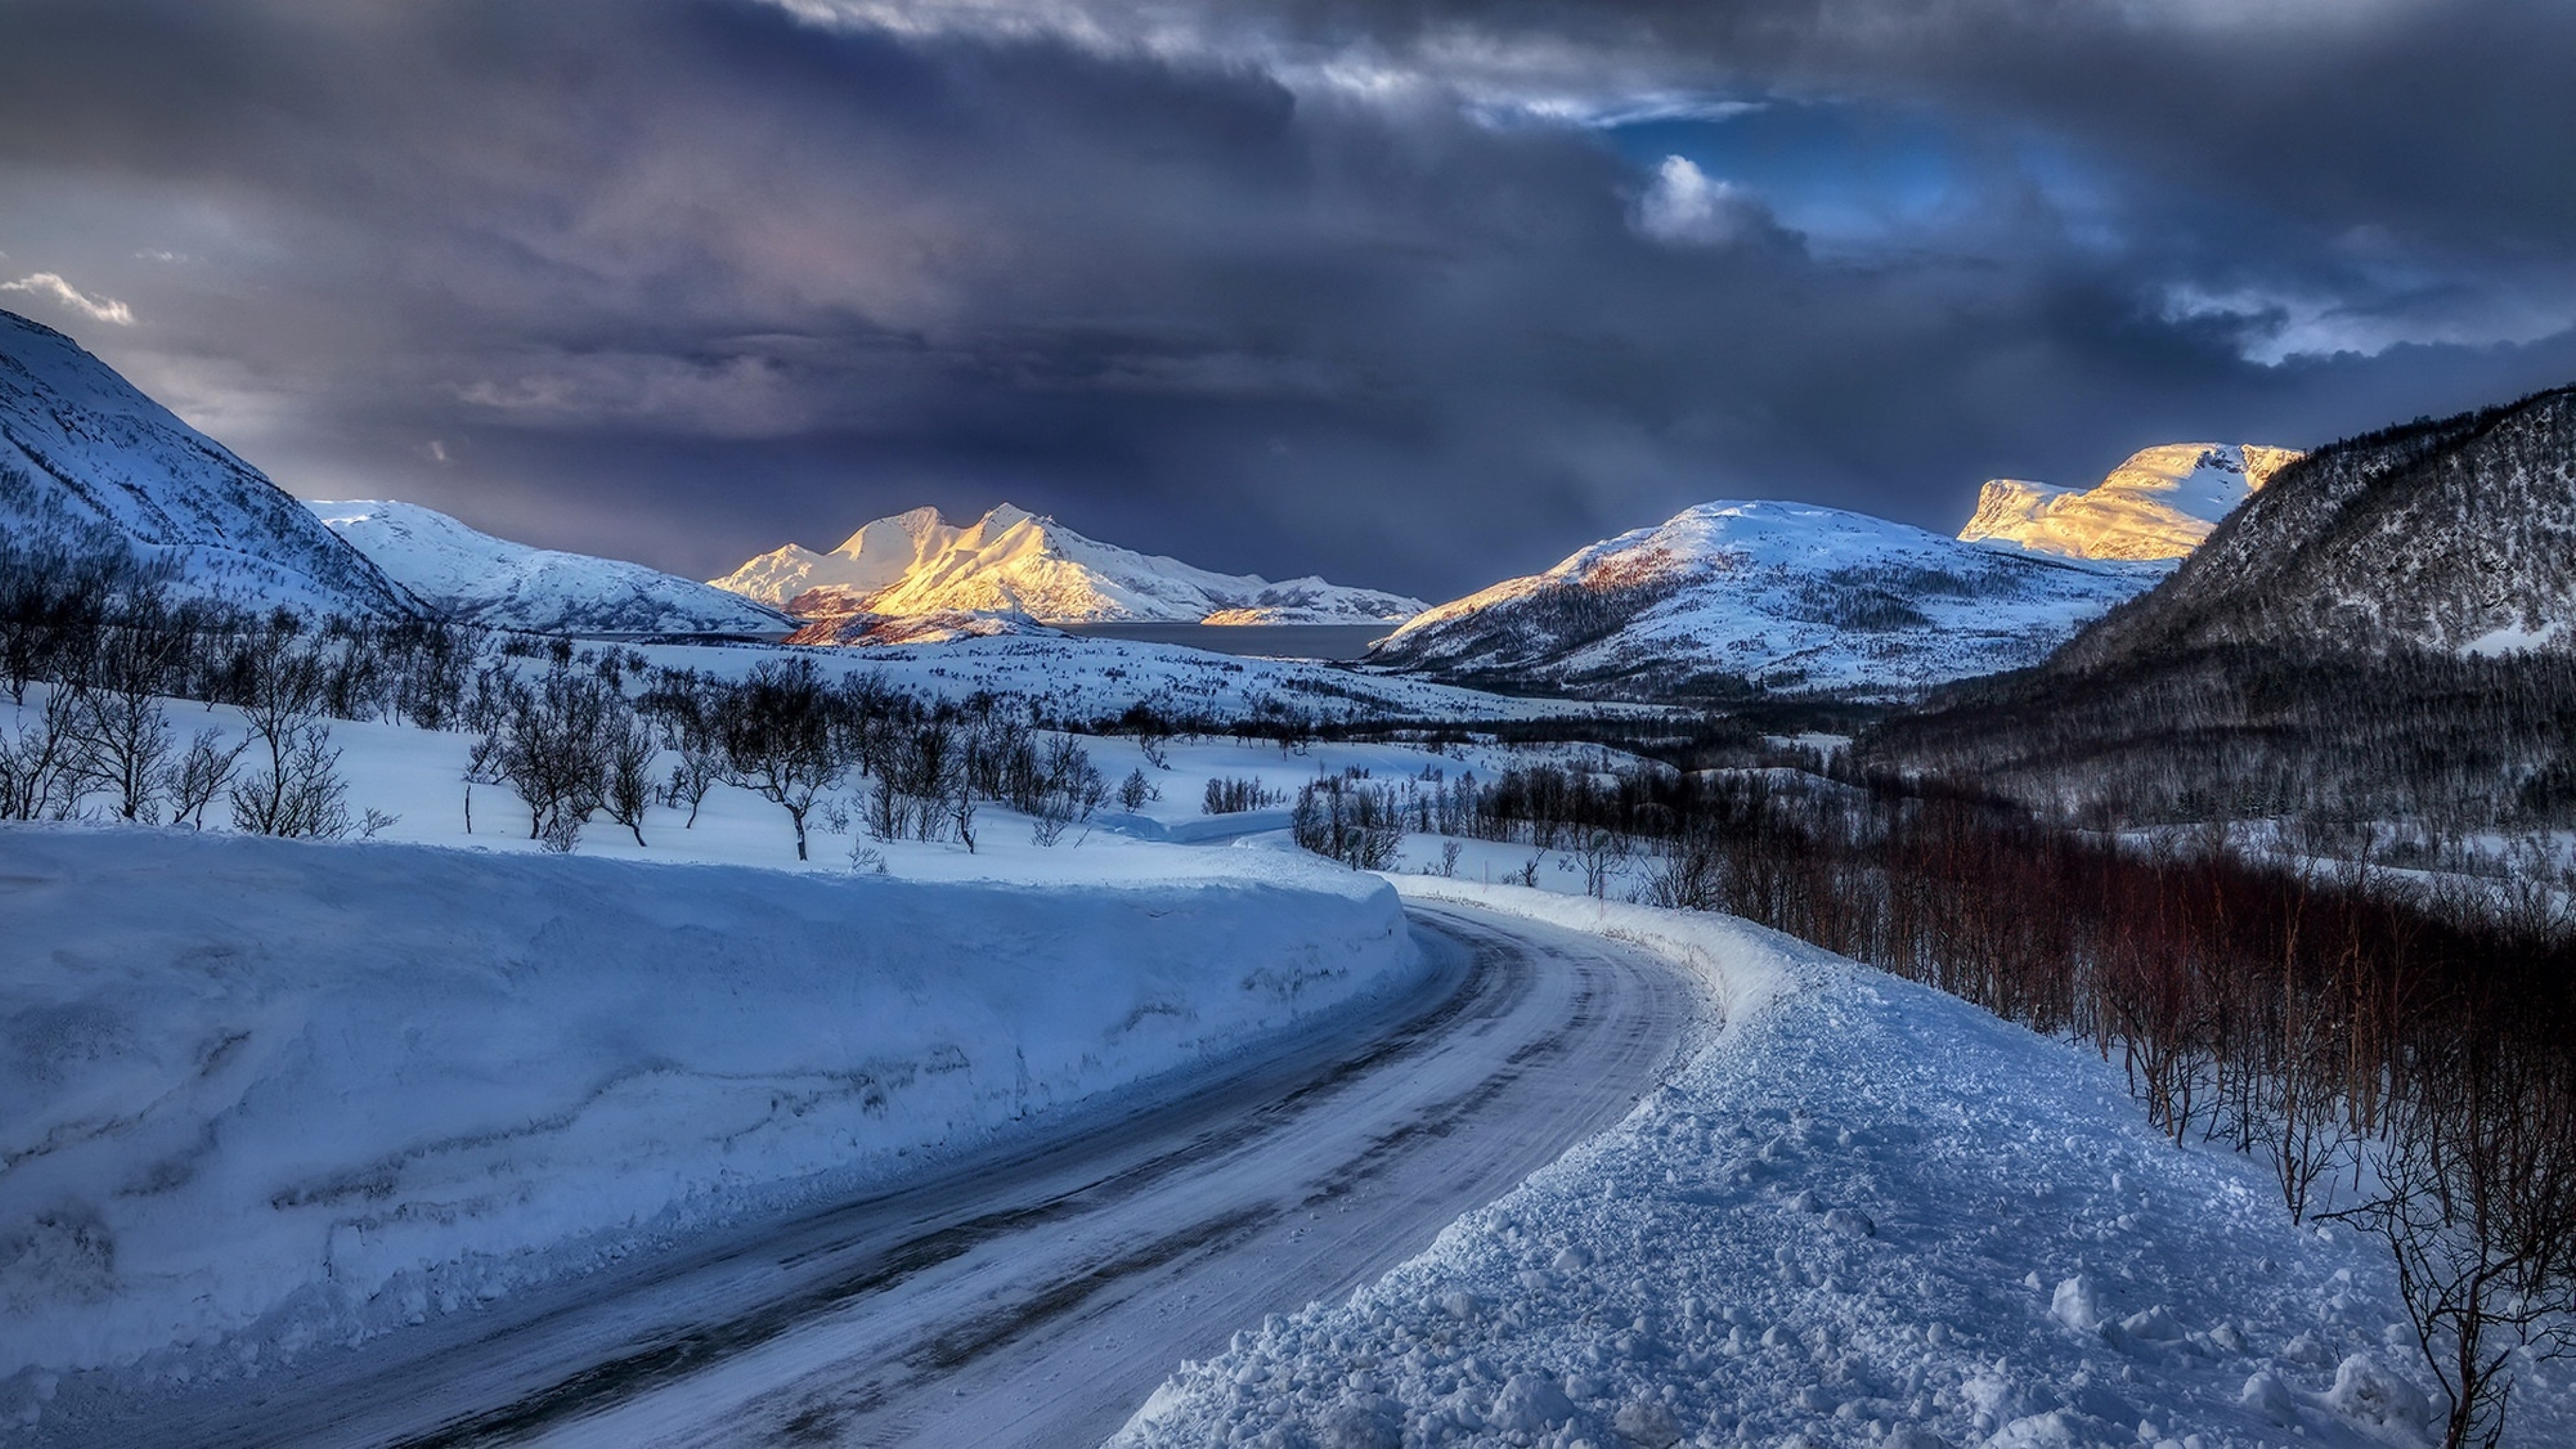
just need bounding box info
[625,635,1647,726]
[9,673,2573,1445]
[1112,884,2576,1449]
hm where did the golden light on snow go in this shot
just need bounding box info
[1957,442,2304,562]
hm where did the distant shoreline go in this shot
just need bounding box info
[1056,621,1394,662]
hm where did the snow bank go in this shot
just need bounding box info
[1114,882,2567,1448]
[0,824,1420,1389]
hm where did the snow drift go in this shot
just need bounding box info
[0,825,1420,1387]
[1113,882,2554,1448]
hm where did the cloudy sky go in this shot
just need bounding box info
[5,0,2573,598]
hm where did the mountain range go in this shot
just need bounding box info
[14,302,2412,706]
[711,504,1428,626]
[1358,441,2312,702]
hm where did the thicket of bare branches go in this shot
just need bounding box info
[1435,757,2576,1446]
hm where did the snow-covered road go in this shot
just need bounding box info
[71,904,1690,1449]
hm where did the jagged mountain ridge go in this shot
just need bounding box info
[712,504,1428,626]
[309,500,796,637]
[1959,443,2304,562]
[1369,500,2161,702]
[2056,385,2576,671]
[0,309,414,614]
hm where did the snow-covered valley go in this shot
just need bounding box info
[6,301,2575,1449]
[8,669,2571,1446]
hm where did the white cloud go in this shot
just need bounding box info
[1,272,135,326]
[757,0,1755,134]
[1634,155,1756,246]
[2163,281,2576,365]
[1506,94,1766,129]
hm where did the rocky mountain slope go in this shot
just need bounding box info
[713,504,1426,626]
[2058,387,2576,668]
[1369,500,2159,702]
[1960,443,2304,562]
[1869,385,2576,829]
[0,309,414,614]
[310,500,795,637]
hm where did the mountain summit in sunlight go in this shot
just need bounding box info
[1959,442,2303,562]
[710,503,1426,626]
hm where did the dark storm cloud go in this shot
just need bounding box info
[1,0,2570,598]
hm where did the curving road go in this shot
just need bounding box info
[72,903,1690,1449]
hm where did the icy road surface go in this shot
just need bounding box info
[89,904,1689,1448]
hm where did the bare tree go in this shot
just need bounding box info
[1573,827,1628,899]
[228,718,351,839]
[165,727,247,830]
[0,687,80,821]
[1116,767,1158,813]
[63,611,185,822]
[603,715,659,848]
[717,657,846,860]
[487,666,619,846]
[225,639,352,839]
[2334,1060,2576,1449]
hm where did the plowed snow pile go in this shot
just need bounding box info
[0,826,1420,1403]
[1113,883,2575,1449]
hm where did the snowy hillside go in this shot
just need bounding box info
[1117,884,2576,1449]
[309,499,794,636]
[0,309,413,614]
[1371,500,2159,701]
[2059,387,2576,666]
[1960,443,2304,562]
[712,503,1427,625]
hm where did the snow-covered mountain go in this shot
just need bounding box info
[712,504,1427,626]
[1371,500,2160,700]
[0,308,414,614]
[1959,442,2304,562]
[2059,386,2576,667]
[310,499,794,637]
